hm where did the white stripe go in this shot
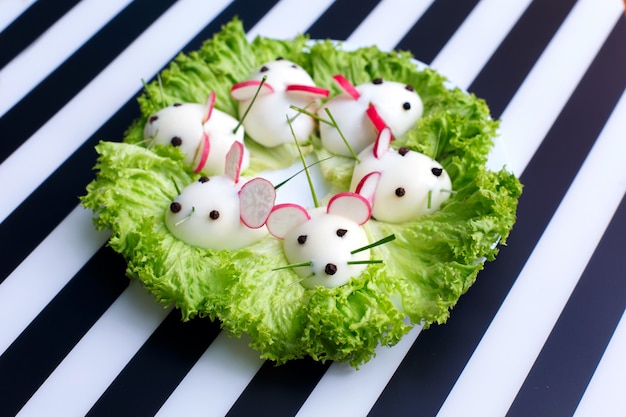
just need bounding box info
[155,333,264,417]
[346,0,434,51]
[16,280,172,417]
[436,87,626,417]
[295,325,422,417]
[496,0,623,178]
[430,0,532,91]
[574,310,626,417]
[0,0,233,224]
[0,0,132,117]
[0,206,108,356]
[245,0,335,40]
[0,0,36,34]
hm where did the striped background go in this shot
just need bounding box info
[1,0,625,416]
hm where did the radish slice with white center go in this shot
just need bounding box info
[225,141,244,183]
[373,127,392,159]
[203,91,216,123]
[239,178,276,228]
[230,80,275,101]
[285,84,330,98]
[332,74,360,100]
[266,203,311,239]
[366,103,389,134]
[354,171,381,205]
[193,132,210,173]
[327,192,371,225]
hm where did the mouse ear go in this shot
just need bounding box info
[224,141,244,183]
[202,91,216,123]
[239,178,276,229]
[332,74,360,100]
[327,192,372,225]
[266,203,310,239]
[354,171,381,206]
[366,103,389,135]
[192,132,210,173]
[373,127,392,159]
[285,85,330,98]
[230,80,275,101]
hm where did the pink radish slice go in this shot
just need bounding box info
[354,172,381,206]
[366,103,389,135]
[266,203,311,239]
[230,80,275,101]
[203,91,216,123]
[373,127,392,159]
[285,84,330,98]
[239,177,277,228]
[193,133,210,173]
[327,192,372,225]
[332,74,360,100]
[225,141,244,183]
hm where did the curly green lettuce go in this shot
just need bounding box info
[82,18,522,367]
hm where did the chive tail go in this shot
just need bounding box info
[233,75,267,134]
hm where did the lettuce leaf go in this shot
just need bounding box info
[81,142,236,320]
[82,18,522,367]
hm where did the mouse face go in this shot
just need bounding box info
[318,76,423,156]
[164,143,275,250]
[230,58,329,147]
[143,92,249,176]
[266,193,372,288]
[350,128,452,223]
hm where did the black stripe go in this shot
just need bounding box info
[306,0,382,40]
[395,0,480,64]
[469,0,577,119]
[508,191,626,416]
[226,359,331,417]
[0,0,176,164]
[0,0,81,69]
[368,14,626,417]
[85,312,222,417]
[0,246,128,417]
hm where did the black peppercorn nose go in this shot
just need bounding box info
[324,263,338,275]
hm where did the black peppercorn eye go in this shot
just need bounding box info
[373,78,383,85]
[325,263,338,275]
[431,167,443,177]
[209,210,220,220]
[395,187,406,197]
[171,136,182,147]
[173,103,182,107]
[198,176,210,183]
[170,202,182,213]
[398,147,409,156]
[336,229,348,237]
[297,235,307,244]
[405,84,414,92]
[148,115,158,123]
[276,56,284,60]
[403,102,411,110]
[260,65,269,72]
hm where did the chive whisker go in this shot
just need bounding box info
[288,115,320,208]
[347,260,383,265]
[351,234,396,254]
[289,105,333,125]
[233,75,267,134]
[272,261,313,271]
[274,156,334,190]
[174,206,195,226]
[324,107,360,162]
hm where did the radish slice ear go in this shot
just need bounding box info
[225,141,244,183]
[203,91,216,123]
[285,84,330,98]
[239,178,276,228]
[266,203,310,239]
[366,103,389,134]
[193,132,210,173]
[373,127,392,159]
[327,192,372,225]
[230,80,275,101]
[354,171,381,206]
[332,74,360,100]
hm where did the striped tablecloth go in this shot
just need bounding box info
[1,1,625,416]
